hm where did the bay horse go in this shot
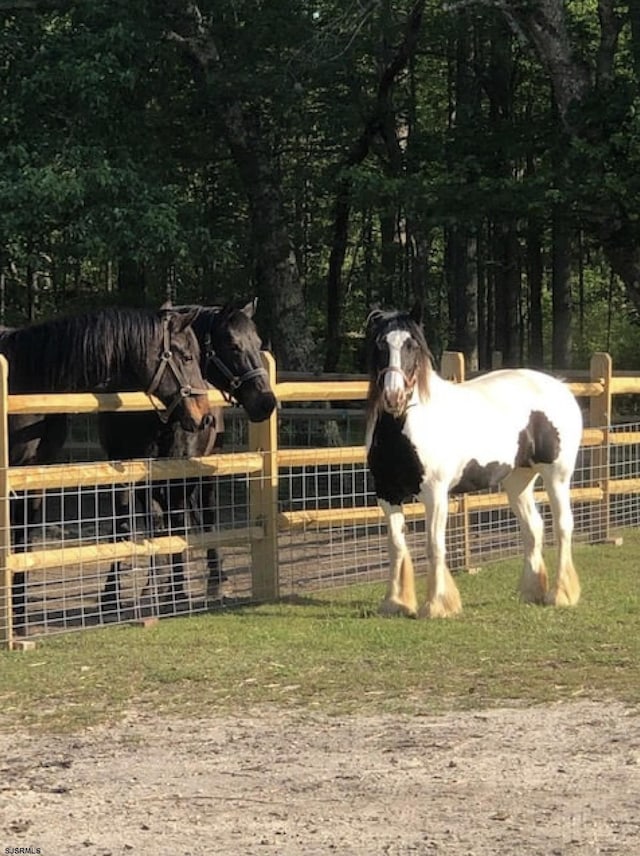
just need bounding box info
[365,304,583,618]
[97,299,277,614]
[1,305,212,632]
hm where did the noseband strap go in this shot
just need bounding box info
[377,365,415,391]
[146,316,208,424]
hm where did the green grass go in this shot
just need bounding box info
[2,531,640,732]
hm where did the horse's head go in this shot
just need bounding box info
[192,299,277,423]
[366,302,432,418]
[146,308,212,432]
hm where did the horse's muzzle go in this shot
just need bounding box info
[179,393,212,432]
[381,391,408,418]
[245,391,277,423]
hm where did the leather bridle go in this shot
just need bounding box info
[377,365,416,394]
[146,315,209,424]
[202,333,267,405]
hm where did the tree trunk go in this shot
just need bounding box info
[166,5,313,371]
[221,103,312,370]
[459,0,640,317]
[446,225,479,369]
[324,0,426,371]
[117,259,146,306]
[527,214,544,368]
[493,221,520,366]
[551,206,572,369]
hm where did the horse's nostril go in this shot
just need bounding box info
[202,413,214,430]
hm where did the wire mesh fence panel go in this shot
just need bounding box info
[610,421,640,530]
[6,401,640,644]
[8,453,261,640]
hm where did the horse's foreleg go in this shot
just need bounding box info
[195,478,231,600]
[378,499,417,618]
[99,486,134,617]
[11,492,41,636]
[544,467,580,607]
[99,563,124,620]
[504,470,549,604]
[419,488,461,618]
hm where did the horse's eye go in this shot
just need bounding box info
[173,346,193,362]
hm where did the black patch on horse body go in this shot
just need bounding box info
[515,410,561,467]
[367,412,425,505]
[450,460,512,495]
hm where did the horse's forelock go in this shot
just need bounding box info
[366,309,433,406]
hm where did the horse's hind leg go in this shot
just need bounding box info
[543,463,580,607]
[99,563,124,621]
[504,469,548,604]
[378,499,417,618]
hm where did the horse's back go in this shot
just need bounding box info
[399,367,582,494]
[462,369,581,437]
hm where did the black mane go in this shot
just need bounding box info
[0,308,165,393]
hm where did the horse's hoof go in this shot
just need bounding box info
[418,600,462,619]
[207,580,233,601]
[378,598,417,619]
[545,588,580,607]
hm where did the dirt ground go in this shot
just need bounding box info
[1,700,640,856]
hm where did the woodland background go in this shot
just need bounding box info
[2,1,640,374]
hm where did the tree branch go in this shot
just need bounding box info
[445,0,590,129]
[165,2,220,68]
[596,0,624,87]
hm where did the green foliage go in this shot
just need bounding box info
[2,1,640,366]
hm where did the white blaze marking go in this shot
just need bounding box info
[383,330,411,399]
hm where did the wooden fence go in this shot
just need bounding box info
[1,350,639,649]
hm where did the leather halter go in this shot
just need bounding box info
[146,315,208,424]
[203,333,267,404]
[377,365,416,393]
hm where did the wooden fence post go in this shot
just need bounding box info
[589,352,612,544]
[0,356,12,649]
[248,352,279,600]
[440,352,472,570]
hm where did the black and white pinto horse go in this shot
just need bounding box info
[1,306,212,631]
[97,299,277,613]
[365,304,583,618]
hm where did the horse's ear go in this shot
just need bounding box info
[365,304,384,334]
[409,300,423,326]
[240,298,258,319]
[160,299,173,310]
[169,307,200,330]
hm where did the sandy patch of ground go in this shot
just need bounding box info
[2,700,640,855]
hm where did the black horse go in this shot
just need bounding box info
[97,299,277,615]
[1,306,212,632]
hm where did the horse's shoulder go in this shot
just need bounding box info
[367,413,425,504]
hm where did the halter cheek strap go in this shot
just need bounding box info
[203,335,267,405]
[146,316,209,424]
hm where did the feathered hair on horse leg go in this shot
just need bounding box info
[420,566,462,618]
[379,551,418,618]
[378,503,418,618]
